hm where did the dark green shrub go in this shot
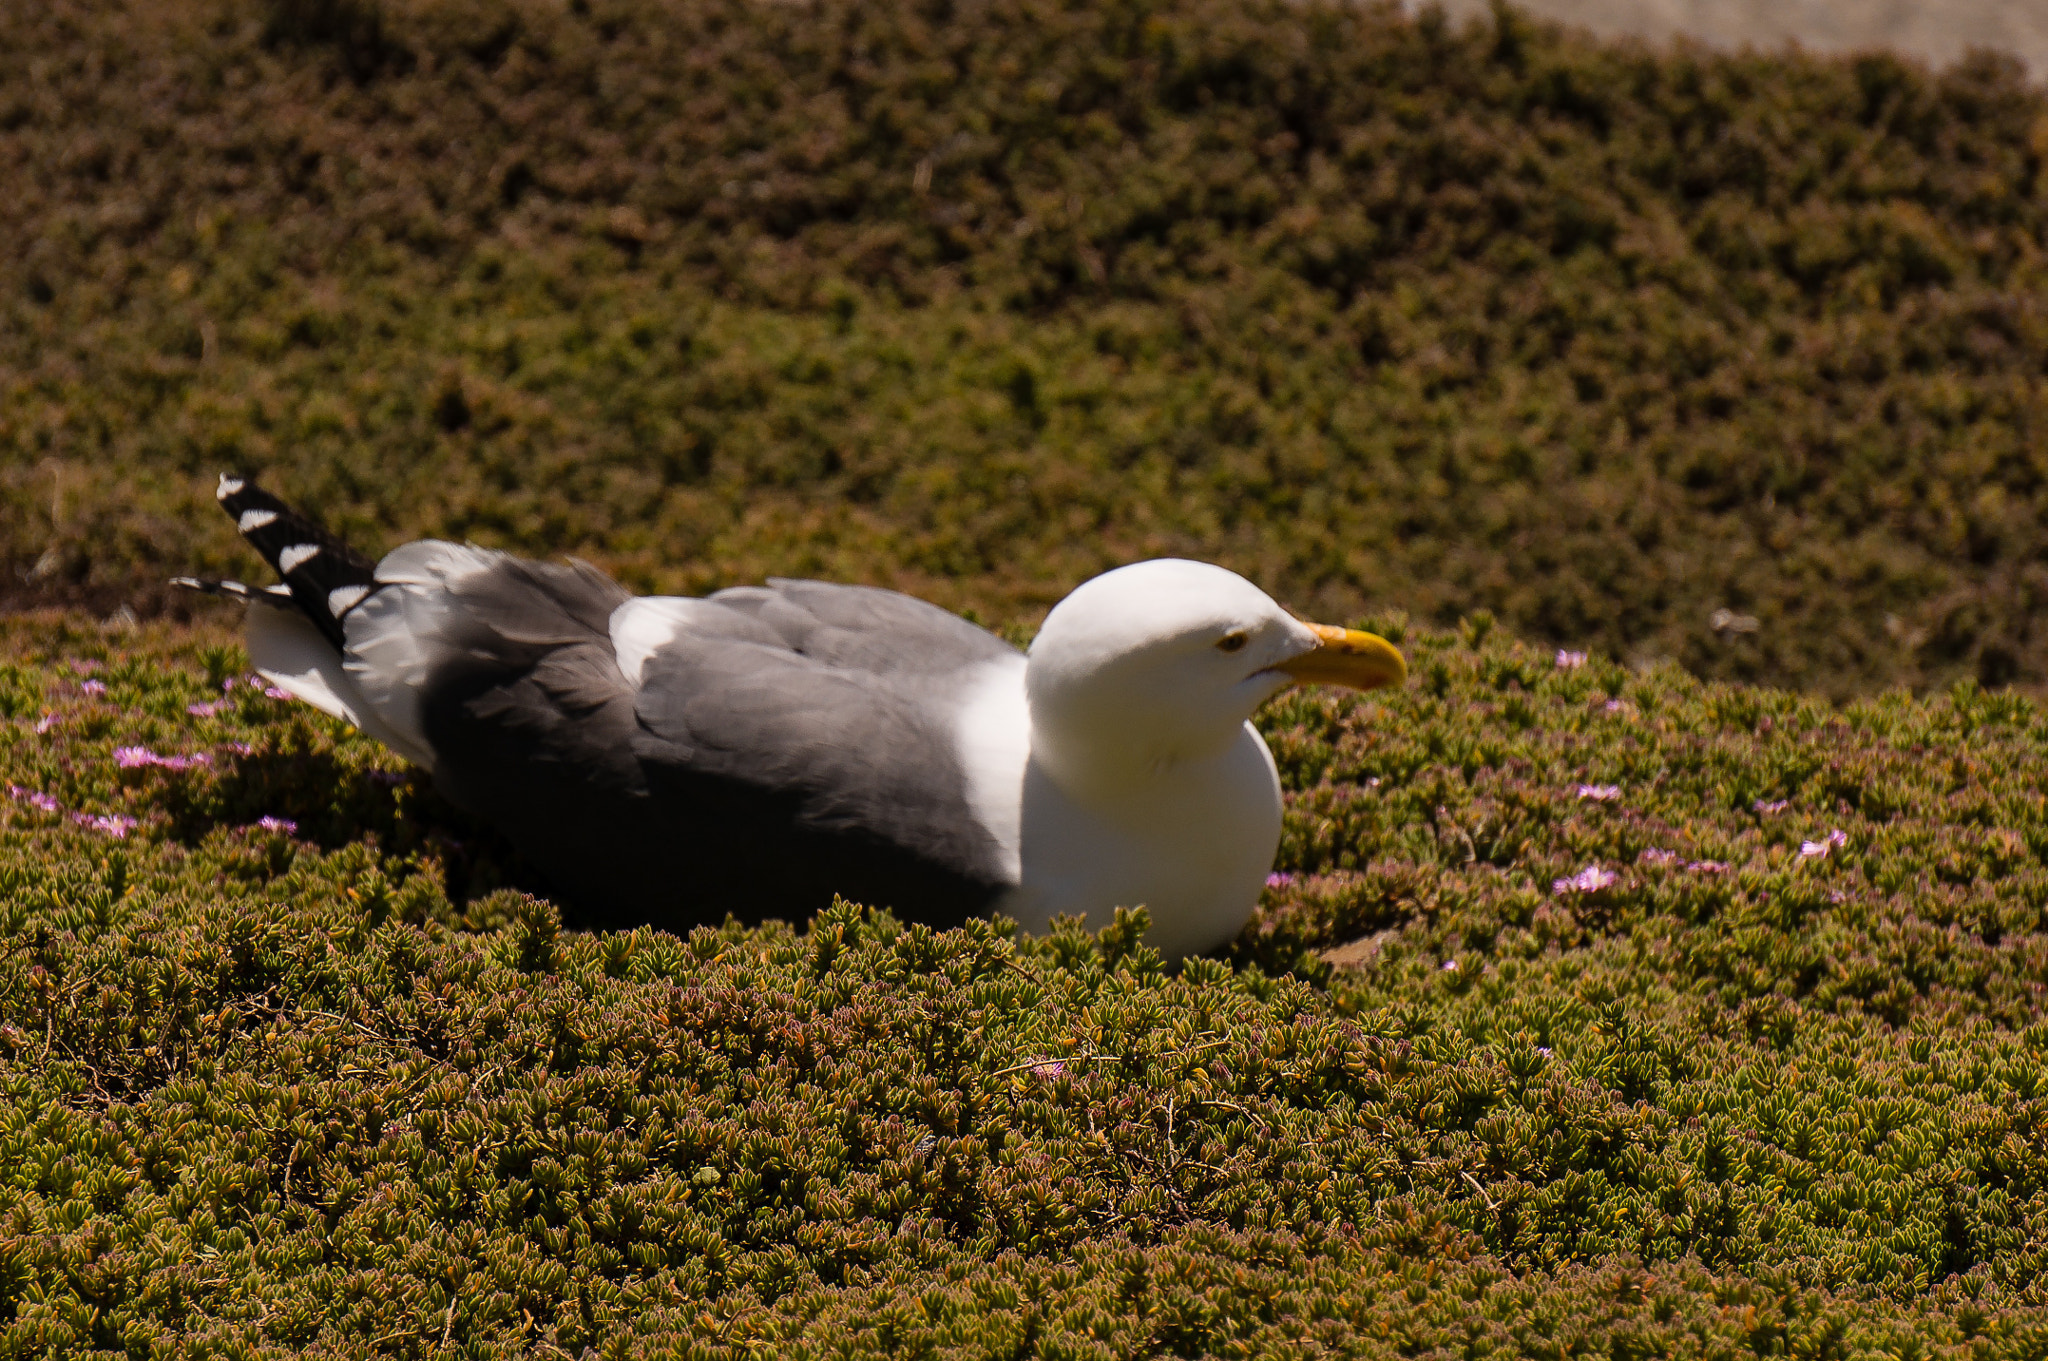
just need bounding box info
[5,0,2048,693]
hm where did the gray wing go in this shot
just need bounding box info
[629,632,1002,864]
[700,577,1019,675]
[413,564,1017,929]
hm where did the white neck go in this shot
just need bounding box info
[1026,703,1245,804]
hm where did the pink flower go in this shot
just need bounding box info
[7,785,61,814]
[223,742,255,757]
[32,713,57,735]
[186,700,223,717]
[1576,783,1620,801]
[1265,872,1296,889]
[1030,1060,1065,1079]
[257,816,298,835]
[79,679,107,696]
[116,746,211,771]
[263,686,292,701]
[1686,860,1728,874]
[1555,650,1587,669]
[1753,798,1789,815]
[73,812,137,838]
[1553,864,1617,895]
[1798,829,1849,860]
[1603,699,1634,715]
[1442,958,1460,971]
[1638,848,1679,865]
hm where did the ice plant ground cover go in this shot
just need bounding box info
[2,609,2046,1357]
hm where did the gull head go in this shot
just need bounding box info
[1024,559,1404,786]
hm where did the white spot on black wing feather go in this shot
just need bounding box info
[327,584,371,617]
[277,544,321,574]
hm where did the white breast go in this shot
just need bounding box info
[952,659,1282,960]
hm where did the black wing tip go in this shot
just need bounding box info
[206,473,382,651]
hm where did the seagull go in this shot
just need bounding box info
[177,475,1404,958]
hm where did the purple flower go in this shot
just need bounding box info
[1030,1060,1065,1079]
[1686,860,1728,874]
[7,785,61,814]
[1602,699,1634,715]
[116,746,211,772]
[1553,864,1617,895]
[1576,783,1620,802]
[79,679,107,696]
[1265,872,1296,889]
[1442,958,1460,971]
[73,812,137,838]
[1798,829,1849,860]
[257,816,298,835]
[1753,798,1789,815]
[262,686,292,701]
[1536,1046,1552,1057]
[1639,848,1679,865]
[223,742,255,757]
[32,713,57,736]
[1555,650,1587,669]
[186,700,223,718]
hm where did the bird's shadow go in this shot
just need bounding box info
[144,746,568,916]
[143,745,834,937]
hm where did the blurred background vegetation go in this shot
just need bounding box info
[6,0,2048,700]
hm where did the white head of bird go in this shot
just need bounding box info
[1023,559,1405,796]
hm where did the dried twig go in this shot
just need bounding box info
[989,1053,1123,1078]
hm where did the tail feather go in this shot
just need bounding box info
[179,474,383,651]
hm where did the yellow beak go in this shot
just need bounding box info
[1276,623,1407,691]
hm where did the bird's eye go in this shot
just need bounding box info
[1217,630,1249,653]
